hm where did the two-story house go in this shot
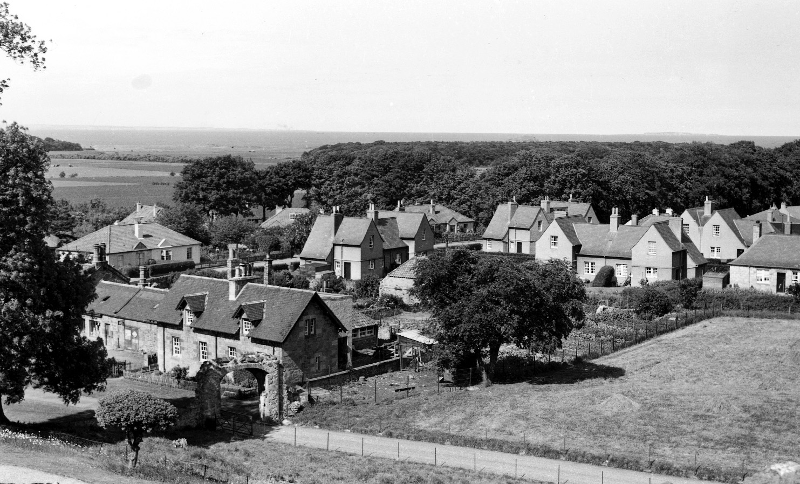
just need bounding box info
[378,209,434,256]
[680,197,762,262]
[403,200,475,233]
[58,220,201,268]
[483,197,598,254]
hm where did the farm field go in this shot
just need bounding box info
[51,176,177,208]
[294,317,800,477]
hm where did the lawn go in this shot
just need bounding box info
[294,317,800,478]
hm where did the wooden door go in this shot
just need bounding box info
[343,262,351,279]
[777,272,786,293]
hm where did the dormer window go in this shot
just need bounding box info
[242,318,252,335]
[183,309,194,325]
[369,235,374,249]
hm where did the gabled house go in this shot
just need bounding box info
[118,202,163,225]
[483,197,598,254]
[403,200,475,233]
[378,209,434,256]
[729,234,800,294]
[534,216,586,271]
[681,197,754,261]
[299,204,410,280]
[380,256,423,305]
[260,208,311,230]
[58,221,201,268]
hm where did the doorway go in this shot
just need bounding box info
[516,241,522,253]
[777,272,786,293]
[343,262,351,279]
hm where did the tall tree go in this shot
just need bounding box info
[173,155,258,217]
[155,202,210,245]
[208,215,257,249]
[413,249,585,384]
[0,2,48,103]
[0,123,107,424]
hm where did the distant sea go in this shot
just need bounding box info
[27,126,799,161]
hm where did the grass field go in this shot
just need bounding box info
[294,317,800,477]
[51,176,177,208]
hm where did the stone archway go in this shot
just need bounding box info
[195,354,286,426]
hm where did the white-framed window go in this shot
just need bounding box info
[183,309,194,326]
[615,264,628,278]
[172,337,181,356]
[584,261,596,275]
[646,267,658,278]
[756,269,770,283]
[712,225,720,237]
[305,318,316,336]
[369,235,374,249]
[242,318,252,335]
[161,249,172,261]
[353,327,375,338]
[710,246,721,257]
[550,235,558,248]
[199,341,208,361]
[369,260,375,270]
[228,347,237,359]
[90,319,100,336]
[289,212,299,220]
[487,241,492,250]
[682,223,689,234]
[335,261,341,271]
[537,220,543,231]
[186,247,193,259]
[647,241,656,255]
[793,272,799,284]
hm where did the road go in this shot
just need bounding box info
[265,426,721,484]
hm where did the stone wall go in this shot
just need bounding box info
[281,299,342,385]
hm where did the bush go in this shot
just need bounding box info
[696,287,795,312]
[377,293,406,310]
[632,287,673,319]
[272,262,289,272]
[678,278,703,308]
[463,242,483,251]
[148,260,196,276]
[168,365,188,381]
[231,369,257,388]
[68,172,78,178]
[353,273,381,300]
[58,171,66,178]
[318,273,346,293]
[591,266,617,287]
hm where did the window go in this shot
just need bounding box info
[90,319,100,336]
[315,355,321,371]
[161,249,172,261]
[369,235,374,249]
[353,327,375,338]
[186,247,193,259]
[228,347,237,359]
[710,246,721,257]
[538,220,543,231]
[615,264,628,278]
[550,235,558,248]
[242,319,252,335]
[183,309,194,326]
[588,217,593,223]
[422,231,426,241]
[584,261,596,275]
[682,223,689,234]
[199,341,208,361]
[793,272,799,284]
[646,267,658,278]
[289,212,299,220]
[712,225,720,237]
[305,318,316,336]
[172,337,181,356]
[369,260,375,270]
[395,253,402,264]
[487,241,492,250]
[647,241,656,255]
[756,270,770,283]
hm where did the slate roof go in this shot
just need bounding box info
[684,207,712,226]
[333,218,372,246]
[548,201,593,218]
[404,203,474,225]
[681,234,707,267]
[88,282,166,323]
[638,214,675,227]
[375,218,407,250]
[745,208,788,224]
[234,302,265,321]
[152,275,345,342]
[319,296,377,330]
[179,293,207,313]
[58,223,200,254]
[572,224,648,258]
[378,211,426,239]
[300,216,335,260]
[385,256,422,279]
[483,204,512,240]
[119,204,163,225]
[554,216,584,246]
[729,235,800,270]
[260,208,310,229]
[509,205,542,229]
[651,223,684,252]
[781,205,800,220]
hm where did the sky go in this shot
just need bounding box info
[2,1,799,135]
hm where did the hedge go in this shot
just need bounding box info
[591,265,617,287]
[119,260,196,278]
[697,287,797,312]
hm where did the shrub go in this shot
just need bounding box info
[353,273,381,300]
[591,266,617,287]
[696,287,795,312]
[377,293,405,310]
[463,242,483,251]
[168,365,188,381]
[318,273,346,293]
[290,261,300,271]
[169,171,176,176]
[272,262,289,272]
[58,171,66,178]
[148,260,196,276]
[231,369,257,388]
[678,278,703,308]
[632,287,673,319]
[68,172,78,178]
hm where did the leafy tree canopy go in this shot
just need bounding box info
[155,202,210,245]
[0,1,48,103]
[208,215,257,249]
[174,155,258,217]
[413,249,585,384]
[0,123,107,424]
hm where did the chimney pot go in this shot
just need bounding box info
[609,207,620,232]
[704,196,713,217]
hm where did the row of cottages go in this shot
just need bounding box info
[729,234,800,294]
[482,196,599,254]
[299,204,434,280]
[402,200,476,233]
[536,208,707,284]
[58,220,202,268]
[84,250,379,383]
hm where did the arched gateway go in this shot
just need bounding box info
[194,353,286,425]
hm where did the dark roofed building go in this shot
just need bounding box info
[403,200,475,234]
[118,202,164,225]
[260,207,311,230]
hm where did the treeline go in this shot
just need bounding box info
[50,151,197,163]
[301,139,800,227]
[39,136,85,151]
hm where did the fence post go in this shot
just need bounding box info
[375,379,378,403]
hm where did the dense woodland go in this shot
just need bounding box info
[302,139,800,228]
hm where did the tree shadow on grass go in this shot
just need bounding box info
[493,360,626,385]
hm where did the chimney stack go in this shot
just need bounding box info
[631,214,639,226]
[752,221,762,245]
[227,246,239,279]
[668,218,682,241]
[138,266,147,288]
[99,243,106,262]
[652,208,660,216]
[136,201,142,212]
[609,207,620,232]
[332,206,343,236]
[784,213,792,235]
[508,197,519,223]
[781,201,787,211]
[92,244,101,267]
[153,203,158,217]
[134,217,143,238]
[367,202,379,222]
[396,200,403,212]
[666,208,673,216]
[704,196,713,217]
[429,199,435,214]
[569,193,574,203]
[540,196,550,213]
[264,253,273,285]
